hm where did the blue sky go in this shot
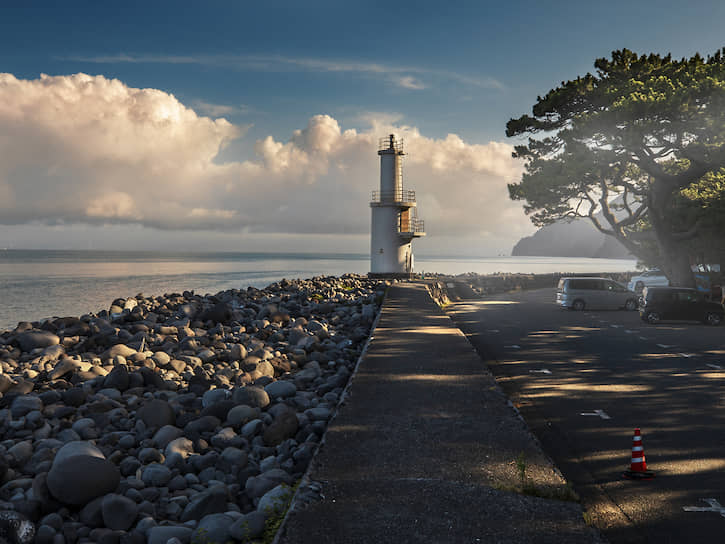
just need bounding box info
[1,1,724,255]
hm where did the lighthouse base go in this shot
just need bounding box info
[367,272,415,280]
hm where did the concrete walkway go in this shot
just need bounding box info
[278,283,604,544]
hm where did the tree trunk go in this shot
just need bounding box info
[648,182,696,288]
[661,248,695,287]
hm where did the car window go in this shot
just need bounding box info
[676,291,699,303]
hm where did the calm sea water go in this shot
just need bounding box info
[0,250,637,331]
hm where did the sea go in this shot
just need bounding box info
[0,250,637,331]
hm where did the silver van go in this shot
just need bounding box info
[556,277,638,311]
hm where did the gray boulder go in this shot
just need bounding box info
[137,399,175,429]
[102,493,138,531]
[229,511,266,541]
[257,484,292,516]
[193,513,235,544]
[16,331,59,352]
[264,380,297,399]
[180,486,227,522]
[47,455,120,506]
[232,386,270,409]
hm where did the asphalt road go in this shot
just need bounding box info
[447,287,725,544]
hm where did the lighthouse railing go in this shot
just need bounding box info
[371,189,416,203]
[378,136,404,153]
[400,218,425,234]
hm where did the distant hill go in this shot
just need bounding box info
[512,219,633,259]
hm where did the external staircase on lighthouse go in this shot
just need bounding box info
[369,134,425,278]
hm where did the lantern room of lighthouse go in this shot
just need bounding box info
[370,134,425,277]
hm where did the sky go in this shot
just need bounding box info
[1,0,724,256]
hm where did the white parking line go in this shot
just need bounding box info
[529,369,552,374]
[580,409,611,419]
[657,344,675,349]
[679,353,696,358]
[683,498,725,518]
[707,364,723,370]
[505,345,521,349]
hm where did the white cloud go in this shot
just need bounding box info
[60,53,504,91]
[0,73,531,253]
[191,100,252,117]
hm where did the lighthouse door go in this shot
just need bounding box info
[399,209,410,233]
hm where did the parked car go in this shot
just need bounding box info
[627,269,670,293]
[557,277,639,311]
[639,286,724,325]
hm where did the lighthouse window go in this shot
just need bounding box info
[379,248,384,254]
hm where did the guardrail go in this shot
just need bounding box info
[371,189,416,203]
[378,136,404,153]
[400,219,425,234]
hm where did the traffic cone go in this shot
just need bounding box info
[622,428,655,480]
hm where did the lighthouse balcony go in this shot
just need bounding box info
[399,218,426,238]
[370,189,417,207]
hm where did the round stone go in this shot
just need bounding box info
[47,456,120,506]
[226,405,258,427]
[16,331,59,352]
[194,513,234,544]
[151,425,183,449]
[231,386,269,409]
[101,493,138,531]
[257,484,292,516]
[10,395,43,418]
[141,464,172,487]
[165,437,194,460]
[137,399,175,429]
[264,381,297,399]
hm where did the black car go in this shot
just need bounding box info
[640,287,724,325]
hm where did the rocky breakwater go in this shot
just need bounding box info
[0,274,385,544]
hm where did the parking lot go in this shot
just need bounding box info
[448,287,725,544]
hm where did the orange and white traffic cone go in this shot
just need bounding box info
[622,428,655,480]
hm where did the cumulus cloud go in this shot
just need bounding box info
[0,72,531,252]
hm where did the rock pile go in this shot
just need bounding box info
[0,274,385,543]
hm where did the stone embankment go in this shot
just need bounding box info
[0,275,385,544]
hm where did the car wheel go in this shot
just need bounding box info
[635,281,644,292]
[572,300,585,311]
[645,311,660,324]
[706,312,722,326]
[624,299,637,311]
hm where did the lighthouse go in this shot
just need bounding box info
[370,134,425,277]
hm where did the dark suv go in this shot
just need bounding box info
[640,287,724,325]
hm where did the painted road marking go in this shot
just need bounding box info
[639,336,648,341]
[624,330,639,334]
[610,324,622,328]
[505,345,521,349]
[679,353,696,358]
[580,409,611,419]
[683,498,725,518]
[657,344,675,349]
[529,369,552,374]
[486,329,500,333]
[707,364,723,370]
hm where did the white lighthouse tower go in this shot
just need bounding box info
[370,134,425,277]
